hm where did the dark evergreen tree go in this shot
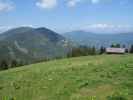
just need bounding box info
[122,44,126,48]
[11,60,18,68]
[129,45,133,53]
[110,43,121,48]
[67,45,97,57]
[0,60,8,70]
[110,44,115,47]
[100,46,106,54]
[116,44,121,48]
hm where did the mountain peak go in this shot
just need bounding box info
[0,26,69,63]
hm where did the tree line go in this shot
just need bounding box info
[0,44,133,71]
[0,60,25,71]
[67,44,133,57]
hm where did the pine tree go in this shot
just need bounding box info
[0,60,8,70]
[100,46,105,54]
[129,45,133,53]
[11,60,18,68]
[110,43,121,48]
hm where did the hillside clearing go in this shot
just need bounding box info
[0,55,133,100]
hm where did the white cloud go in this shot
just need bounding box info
[67,0,81,7]
[0,26,12,33]
[67,0,132,7]
[36,0,57,9]
[87,24,114,29]
[20,24,34,27]
[67,0,102,7]
[83,24,133,33]
[35,0,113,9]
[0,0,14,12]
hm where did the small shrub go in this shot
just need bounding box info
[106,72,113,78]
[100,74,105,78]
[92,68,101,72]
[79,81,89,88]
[9,97,16,100]
[0,86,3,90]
[111,71,117,75]
[12,82,20,90]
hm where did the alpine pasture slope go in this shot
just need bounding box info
[0,55,133,100]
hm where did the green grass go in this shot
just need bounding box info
[0,54,133,100]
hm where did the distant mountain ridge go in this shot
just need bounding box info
[0,27,71,63]
[63,30,133,48]
[1,27,133,64]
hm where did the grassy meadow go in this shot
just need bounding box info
[0,54,133,100]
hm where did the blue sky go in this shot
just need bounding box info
[0,0,133,33]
